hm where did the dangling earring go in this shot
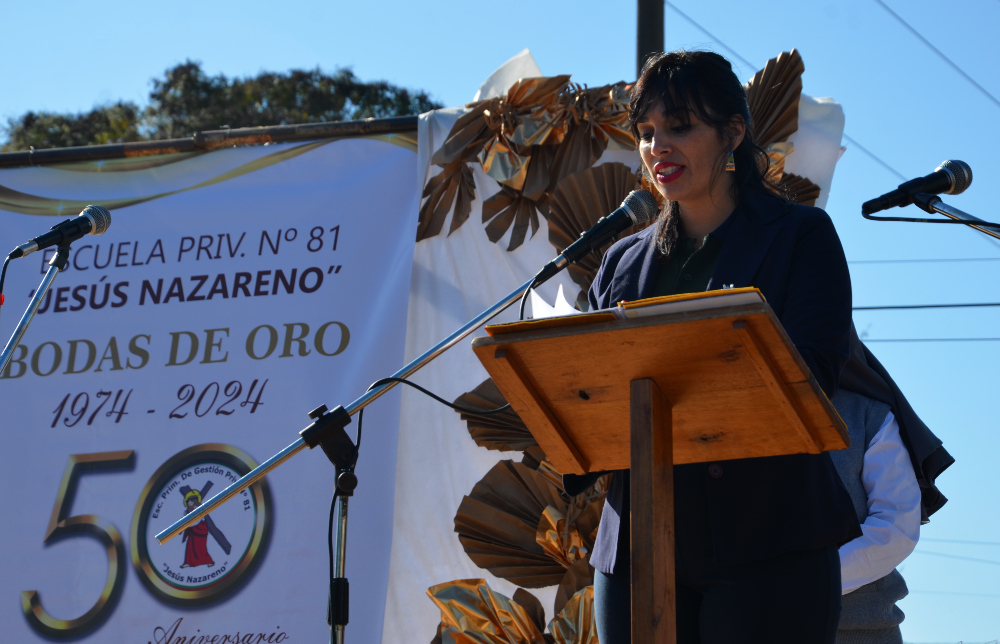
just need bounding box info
[725,149,736,172]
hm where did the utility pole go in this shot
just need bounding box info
[636,0,664,78]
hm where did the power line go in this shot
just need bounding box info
[662,1,910,182]
[849,257,1000,264]
[854,302,1000,311]
[909,589,1000,598]
[841,134,907,182]
[865,338,1000,343]
[873,0,1000,111]
[922,537,1000,547]
[662,1,756,72]
[913,549,1000,565]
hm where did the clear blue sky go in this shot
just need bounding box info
[2,0,998,640]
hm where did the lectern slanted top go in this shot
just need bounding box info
[471,300,848,475]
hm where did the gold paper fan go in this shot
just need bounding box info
[454,461,606,589]
[454,379,537,452]
[548,163,654,303]
[512,588,549,640]
[779,172,822,207]
[744,49,804,148]
[427,579,597,644]
[418,161,476,241]
[548,586,599,644]
[427,579,547,644]
[482,186,548,251]
[455,460,570,587]
[553,559,593,618]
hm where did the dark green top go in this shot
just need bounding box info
[650,215,731,297]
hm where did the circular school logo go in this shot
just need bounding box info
[131,444,271,606]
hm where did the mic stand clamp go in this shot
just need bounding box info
[299,405,356,644]
[0,244,71,374]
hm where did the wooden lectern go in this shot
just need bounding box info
[471,300,848,644]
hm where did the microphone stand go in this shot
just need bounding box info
[329,467,355,644]
[0,245,70,374]
[156,272,539,643]
[154,192,655,546]
[910,192,1000,241]
[153,191,651,640]
[156,271,540,545]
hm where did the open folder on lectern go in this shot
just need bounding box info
[488,286,766,335]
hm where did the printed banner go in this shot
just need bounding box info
[0,136,418,643]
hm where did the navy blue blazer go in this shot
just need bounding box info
[582,189,863,572]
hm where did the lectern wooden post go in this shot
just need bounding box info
[630,378,675,643]
[471,301,848,644]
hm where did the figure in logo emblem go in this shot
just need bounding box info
[179,482,232,568]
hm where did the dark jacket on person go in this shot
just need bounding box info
[577,188,864,573]
[840,326,953,522]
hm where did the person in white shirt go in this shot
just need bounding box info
[829,389,922,644]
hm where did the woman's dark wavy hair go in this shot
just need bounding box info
[630,50,785,257]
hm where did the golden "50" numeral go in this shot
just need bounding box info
[21,451,135,639]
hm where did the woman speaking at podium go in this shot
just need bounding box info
[579,51,862,643]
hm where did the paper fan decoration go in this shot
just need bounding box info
[744,49,804,148]
[548,586,599,644]
[418,161,477,241]
[548,162,654,304]
[427,579,598,644]
[454,379,538,452]
[427,579,547,644]
[419,78,636,249]
[512,588,550,642]
[455,460,570,587]
[454,460,606,589]
[482,186,548,251]
[778,172,822,207]
[553,559,593,618]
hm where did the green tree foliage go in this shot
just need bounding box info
[2,61,441,151]
[4,102,143,151]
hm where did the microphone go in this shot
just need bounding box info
[534,189,659,283]
[8,205,111,259]
[862,160,972,215]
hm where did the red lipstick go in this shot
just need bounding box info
[653,161,684,184]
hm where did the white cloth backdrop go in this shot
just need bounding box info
[0,137,417,644]
[380,106,579,644]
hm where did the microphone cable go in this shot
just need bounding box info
[0,255,10,326]
[362,377,512,417]
[864,211,1000,228]
[325,375,512,628]
[518,276,538,321]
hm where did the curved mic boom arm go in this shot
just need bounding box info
[155,273,538,544]
[862,193,1000,241]
[156,189,660,545]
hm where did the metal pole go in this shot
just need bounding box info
[931,200,1000,240]
[156,273,539,544]
[0,248,67,374]
[637,0,665,77]
[332,495,348,644]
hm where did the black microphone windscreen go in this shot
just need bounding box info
[621,190,659,224]
[82,205,111,235]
